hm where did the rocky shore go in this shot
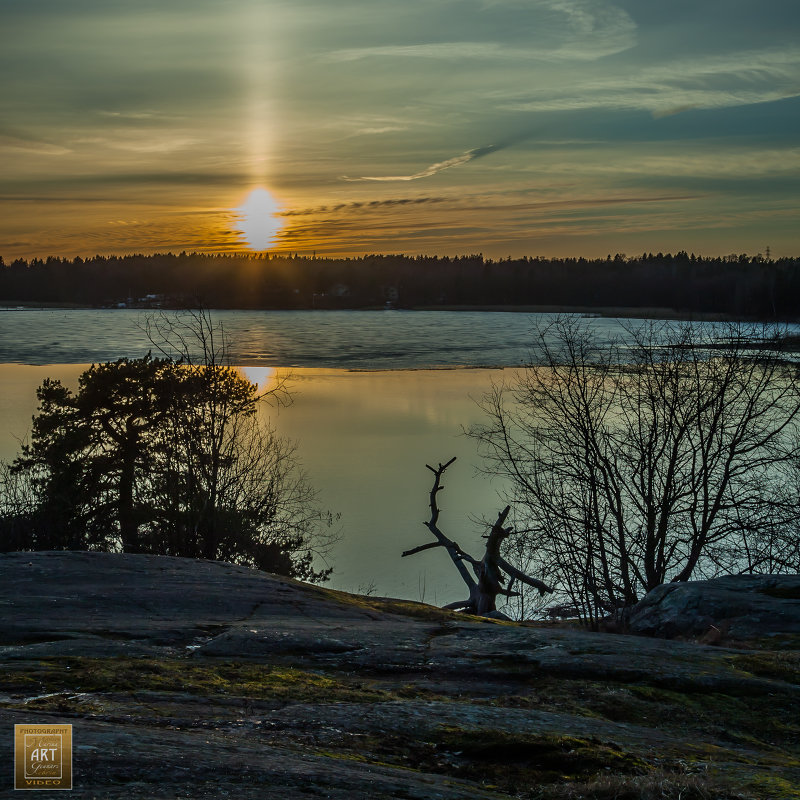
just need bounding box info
[1,552,798,798]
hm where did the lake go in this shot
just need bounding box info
[0,308,639,368]
[0,309,771,607]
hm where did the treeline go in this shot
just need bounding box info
[2,250,800,317]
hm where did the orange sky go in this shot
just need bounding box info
[2,1,799,260]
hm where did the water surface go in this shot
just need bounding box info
[0,363,506,604]
[1,309,787,608]
[0,308,644,368]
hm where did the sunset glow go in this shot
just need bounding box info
[1,1,799,259]
[234,188,284,251]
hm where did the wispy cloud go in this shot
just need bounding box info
[342,145,501,182]
[270,189,722,256]
[74,135,201,154]
[584,147,800,179]
[353,126,408,136]
[326,0,636,63]
[0,132,70,156]
[327,37,632,64]
[279,196,449,217]
[502,47,800,115]
[97,110,163,120]
[329,42,511,62]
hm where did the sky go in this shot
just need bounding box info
[1,0,799,260]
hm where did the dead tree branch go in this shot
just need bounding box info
[402,457,552,618]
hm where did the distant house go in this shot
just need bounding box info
[329,283,351,298]
[133,294,166,308]
[383,285,399,302]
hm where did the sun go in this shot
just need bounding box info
[234,187,284,251]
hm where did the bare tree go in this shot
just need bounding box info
[402,457,551,618]
[141,309,336,580]
[0,462,43,551]
[470,316,800,626]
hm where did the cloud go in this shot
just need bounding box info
[279,196,449,217]
[329,42,510,62]
[586,147,800,179]
[326,37,631,65]
[342,145,501,182]
[7,171,251,189]
[0,195,113,204]
[1,0,798,261]
[501,47,800,115]
[0,132,70,156]
[74,135,201,154]
[97,110,162,120]
[268,189,724,257]
[354,126,408,136]
[326,0,636,64]
[319,114,441,140]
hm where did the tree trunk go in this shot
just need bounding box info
[403,458,552,618]
[118,441,139,552]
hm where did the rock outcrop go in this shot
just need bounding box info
[627,573,800,644]
[1,552,798,799]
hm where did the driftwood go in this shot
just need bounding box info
[402,457,552,618]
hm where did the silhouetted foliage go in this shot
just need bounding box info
[0,313,335,582]
[470,316,800,626]
[2,250,800,318]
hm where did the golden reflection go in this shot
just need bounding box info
[234,188,284,250]
[239,366,278,391]
[0,364,501,602]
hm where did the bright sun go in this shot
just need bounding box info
[234,187,284,251]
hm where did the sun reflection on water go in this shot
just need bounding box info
[239,366,278,391]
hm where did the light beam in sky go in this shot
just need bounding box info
[234,188,284,250]
[239,2,276,186]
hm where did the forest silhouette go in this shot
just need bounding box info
[2,250,799,318]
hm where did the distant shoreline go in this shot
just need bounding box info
[405,304,757,321]
[0,301,793,323]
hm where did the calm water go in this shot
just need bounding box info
[1,308,642,368]
[0,309,784,607]
[0,364,504,604]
